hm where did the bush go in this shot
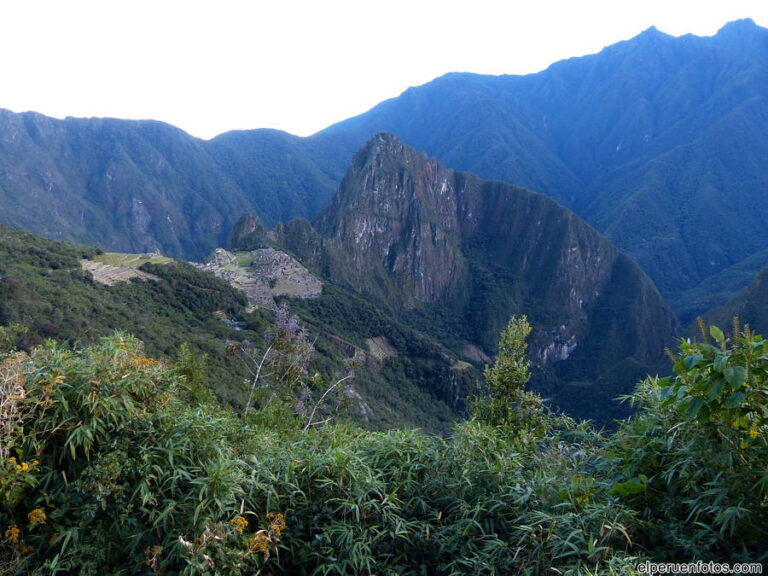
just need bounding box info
[607,319,768,561]
[1,332,642,575]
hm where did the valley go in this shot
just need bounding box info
[1,15,768,574]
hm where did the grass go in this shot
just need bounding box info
[91,252,173,267]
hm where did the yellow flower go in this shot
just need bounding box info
[740,439,750,450]
[749,428,759,439]
[267,512,286,539]
[27,508,46,525]
[247,530,271,555]
[4,524,20,543]
[20,462,29,472]
[230,515,248,535]
[20,544,34,555]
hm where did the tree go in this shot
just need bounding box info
[475,315,545,430]
[229,307,351,429]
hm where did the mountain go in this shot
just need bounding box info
[700,262,768,336]
[240,134,678,421]
[0,111,340,260]
[317,20,768,310]
[0,223,474,430]
[2,19,765,322]
[0,223,255,403]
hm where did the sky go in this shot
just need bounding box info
[0,1,766,140]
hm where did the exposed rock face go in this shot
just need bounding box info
[281,134,677,400]
[317,135,466,306]
[228,213,268,251]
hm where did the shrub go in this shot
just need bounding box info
[607,319,768,561]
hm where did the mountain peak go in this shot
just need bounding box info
[715,18,766,46]
[717,17,758,33]
[357,132,412,161]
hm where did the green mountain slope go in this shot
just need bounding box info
[0,224,262,402]
[0,111,340,260]
[318,20,768,307]
[701,262,768,336]
[0,224,477,430]
[243,134,678,422]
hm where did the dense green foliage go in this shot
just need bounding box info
[473,316,547,433]
[283,284,473,431]
[0,225,261,406]
[2,320,766,574]
[607,319,768,560]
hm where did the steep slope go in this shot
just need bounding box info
[0,111,340,259]
[701,262,768,336]
[265,134,678,421]
[318,20,768,306]
[0,224,255,403]
[0,224,469,430]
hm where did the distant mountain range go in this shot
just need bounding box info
[316,18,768,318]
[0,112,343,259]
[1,19,768,423]
[1,19,766,323]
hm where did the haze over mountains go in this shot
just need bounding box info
[1,19,766,326]
[1,19,767,424]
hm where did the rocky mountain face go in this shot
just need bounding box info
[242,134,678,419]
[316,20,768,315]
[2,21,765,322]
[314,134,468,308]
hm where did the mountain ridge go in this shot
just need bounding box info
[1,18,766,323]
[243,133,678,421]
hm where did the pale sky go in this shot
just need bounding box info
[0,1,766,139]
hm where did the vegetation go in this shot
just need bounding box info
[1,317,766,574]
[0,225,264,407]
[607,319,768,560]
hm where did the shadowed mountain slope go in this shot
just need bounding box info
[251,134,678,421]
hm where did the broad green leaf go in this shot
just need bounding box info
[686,396,705,420]
[724,366,746,388]
[724,391,746,409]
[683,353,704,369]
[710,325,725,345]
[713,353,728,373]
[706,379,725,401]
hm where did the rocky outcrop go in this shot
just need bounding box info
[316,135,466,307]
[279,134,677,410]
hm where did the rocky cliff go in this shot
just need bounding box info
[262,134,679,419]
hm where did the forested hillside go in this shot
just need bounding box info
[261,134,677,422]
